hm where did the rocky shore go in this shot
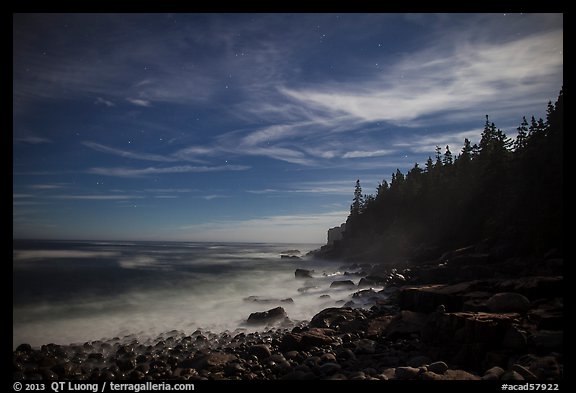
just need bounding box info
[13,245,562,381]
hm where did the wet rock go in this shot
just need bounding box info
[512,364,538,380]
[352,339,376,354]
[116,357,136,372]
[330,280,355,288]
[384,310,428,339]
[223,362,245,376]
[349,371,367,380]
[15,344,33,353]
[442,370,481,380]
[243,296,294,304]
[421,311,521,369]
[301,329,336,349]
[295,269,313,278]
[279,328,336,352]
[182,352,237,370]
[486,292,531,313]
[421,371,444,380]
[352,289,377,298]
[501,371,525,381]
[482,366,505,380]
[247,307,288,325]
[427,361,449,374]
[309,307,358,329]
[319,362,342,375]
[358,275,387,287]
[248,344,271,360]
[395,366,420,380]
[365,316,393,338]
[516,355,561,379]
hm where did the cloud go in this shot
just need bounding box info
[342,149,395,159]
[95,97,115,107]
[28,184,67,190]
[392,128,484,154]
[82,141,180,162]
[52,195,144,200]
[126,98,151,107]
[14,136,52,144]
[246,179,384,196]
[238,146,315,166]
[203,195,227,200]
[280,29,563,127]
[87,164,250,177]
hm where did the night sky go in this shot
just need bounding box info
[13,13,563,243]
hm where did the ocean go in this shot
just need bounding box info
[13,240,377,349]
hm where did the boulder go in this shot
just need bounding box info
[421,311,521,370]
[358,275,387,288]
[319,362,342,375]
[243,296,294,304]
[441,370,481,380]
[365,315,394,338]
[482,366,505,380]
[294,269,313,278]
[515,355,561,379]
[352,289,378,298]
[486,292,530,313]
[179,352,237,370]
[384,310,428,339]
[352,339,376,354]
[428,361,449,374]
[511,364,537,380]
[247,344,271,360]
[394,366,420,380]
[279,328,336,351]
[246,307,288,325]
[309,307,360,329]
[330,280,355,288]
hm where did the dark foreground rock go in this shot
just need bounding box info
[246,307,288,325]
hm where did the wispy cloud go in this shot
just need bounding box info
[280,29,563,127]
[83,141,180,162]
[126,98,151,107]
[95,97,115,107]
[392,128,484,154]
[28,184,67,190]
[87,164,250,177]
[14,136,52,144]
[203,195,227,200]
[342,149,395,159]
[52,195,144,200]
[145,188,196,193]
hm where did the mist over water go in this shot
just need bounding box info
[13,240,382,349]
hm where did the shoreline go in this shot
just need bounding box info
[13,245,563,381]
